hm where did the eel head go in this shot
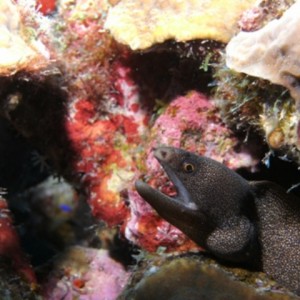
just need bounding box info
[135,146,257,261]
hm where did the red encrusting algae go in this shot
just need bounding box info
[0,197,36,285]
[65,60,149,226]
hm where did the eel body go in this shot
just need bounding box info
[135,147,300,295]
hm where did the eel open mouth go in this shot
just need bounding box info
[135,147,198,212]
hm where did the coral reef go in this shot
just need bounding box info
[214,57,300,163]
[105,0,258,50]
[64,62,148,225]
[142,91,256,168]
[52,0,149,226]
[219,1,300,163]
[226,1,300,105]
[42,246,130,300]
[125,91,258,252]
[0,0,146,227]
[1,0,300,298]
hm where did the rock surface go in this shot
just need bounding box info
[105,0,257,50]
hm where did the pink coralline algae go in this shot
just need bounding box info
[238,1,294,32]
[238,6,265,32]
[125,91,258,252]
[43,246,130,300]
[0,196,36,285]
[145,91,254,166]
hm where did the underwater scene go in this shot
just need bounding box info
[0,0,300,299]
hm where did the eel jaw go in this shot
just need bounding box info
[135,147,207,245]
[156,162,198,210]
[135,179,198,223]
[135,178,203,242]
[135,163,198,215]
[135,179,181,211]
[135,146,199,212]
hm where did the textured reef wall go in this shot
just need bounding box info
[104,0,258,49]
[0,0,300,299]
[224,0,300,160]
[226,1,300,105]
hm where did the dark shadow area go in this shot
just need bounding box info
[0,71,77,180]
[234,132,300,196]
[122,40,223,111]
[0,71,81,270]
[109,234,140,268]
[0,117,49,194]
[14,189,97,267]
[239,154,300,197]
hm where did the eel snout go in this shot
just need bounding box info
[136,147,197,211]
[153,146,175,162]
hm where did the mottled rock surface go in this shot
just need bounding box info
[105,0,257,50]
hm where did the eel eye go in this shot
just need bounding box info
[183,162,195,173]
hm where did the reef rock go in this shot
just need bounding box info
[214,56,300,164]
[105,0,258,50]
[121,255,298,300]
[42,246,130,300]
[0,0,50,75]
[0,196,36,285]
[226,1,300,106]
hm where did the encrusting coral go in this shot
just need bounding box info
[237,0,296,32]
[104,0,258,50]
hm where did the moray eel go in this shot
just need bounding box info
[135,146,300,295]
